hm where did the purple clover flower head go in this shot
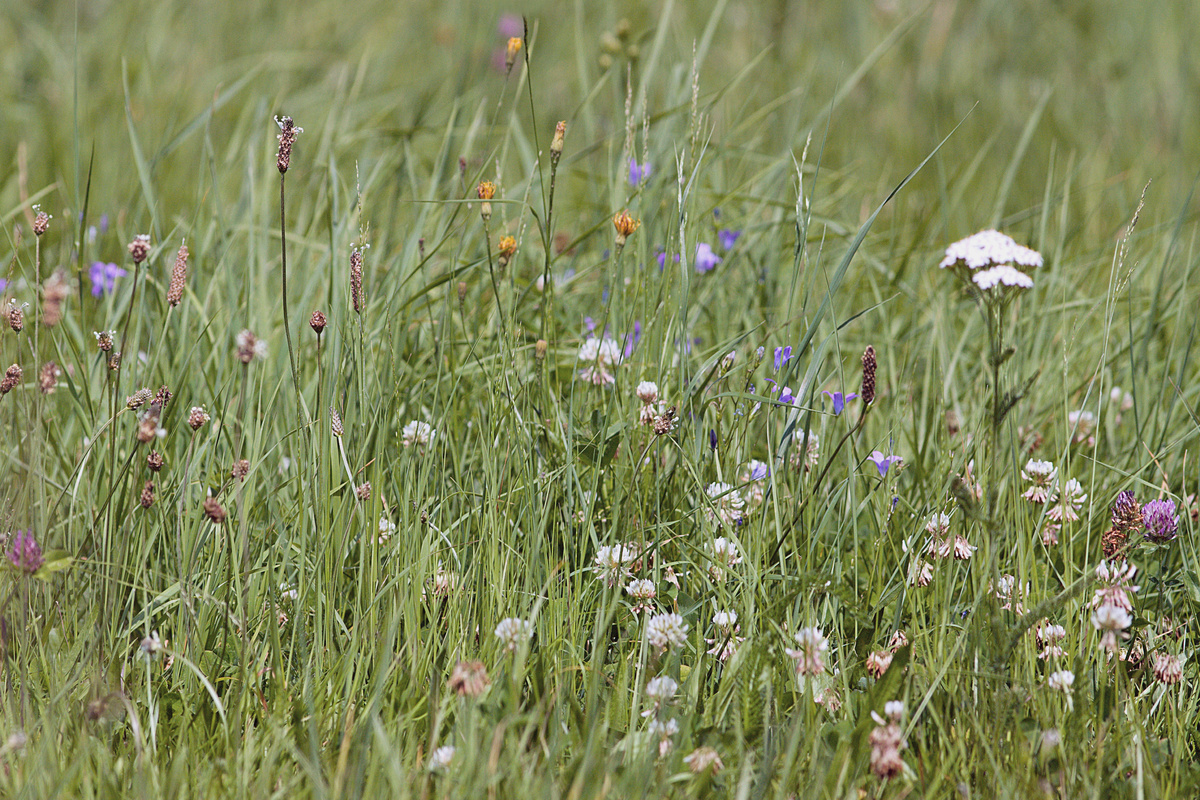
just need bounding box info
[1142,498,1179,543]
[8,530,44,574]
[822,390,857,416]
[695,243,722,274]
[718,229,742,251]
[867,451,903,478]
[629,158,651,186]
[774,346,792,372]
[89,262,127,297]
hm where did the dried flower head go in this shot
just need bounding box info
[505,36,522,71]
[355,482,371,501]
[231,459,250,482]
[188,406,211,430]
[1111,490,1142,531]
[7,299,26,333]
[683,746,724,775]
[235,329,267,364]
[126,387,153,410]
[136,408,162,443]
[203,496,227,525]
[139,480,155,509]
[275,115,303,173]
[866,650,894,678]
[94,330,115,352]
[128,234,151,264]
[328,406,344,437]
[310,310,327,335]
[42,269,71,326]
[448,660,491,697]
[1153,652,1183,685]
[167,241,188,306]
[868,717,906,780]
[32,205,51,236]
[147,451,164,472]
[0,364,22,394]
[860,345,877,405]
[38,362,60,394]
[550,120,566,165]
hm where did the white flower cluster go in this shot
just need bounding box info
[940,229,1043,294]
[577,336,623,386]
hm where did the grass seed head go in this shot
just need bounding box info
[167,241,188,307]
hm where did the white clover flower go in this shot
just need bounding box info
[925,512,951,537]
[401,420,436,449]
[626,578,656,600]
[704,482,747,527]
[646,612,688,651]
[884,700,905,721]
[1092,604,1132,654]
[706,537,743,582]
[972,265,1034,290]
[494,617,534,653]
[1035,621,1067,660]
[643,675,678,711]
[648,717,679,757]
[1021,459,1058,504]
[577,336,623,386]
[1068,410,1097,446]
[636,381,659,404]
[593,544,636,586]
[939,229,1043,271]
[1047,670,1074,693]
[713,610,738,632]
[429,745,456,772]
[1091,561,1139,611]
[786,627,829,676]
[683,746,724,774]
[1047,478,1087,523]
[377,516,396,544]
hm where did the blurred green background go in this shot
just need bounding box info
[2,0,1195,249]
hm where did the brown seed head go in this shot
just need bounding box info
[108,352,121,372]
[457,281,468,304]
[147,451,165,472]
[330,406,344,437]
[94,330,115,352]
[188,406,210,430]
[275,115,303,174]
[38,362,60,394]
[167,241,189,307]
[1110,490,1141,532]
[140,480,155,509]
[126,388,153,410]
[535,339,548,361]
[612,210,640,248]
[310,310,327,335]
[356,482,371,501]
[127,234,151,264]
[7,300,24,333]
[154,385,172,410]
[42,270,70,327]
[550,121,566,165]
[203,496,227,525]
[32,206,50,237]
[0,364,21,394]
[231,459,250,482]
[235,329,264,364]
[505,37,522,71]
[350,247,365,314]
[448,660,491,698]
[861,345,877,405]
[136,408,161,443]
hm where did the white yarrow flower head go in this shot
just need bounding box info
[402,420,436,450]
[494,617,534,653]
[429,745,456,772]
[972,264,1034,290]
[939,229,1043,271]
[646,612,689,651]
[786,627,829,676]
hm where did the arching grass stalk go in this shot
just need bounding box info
[274,115,305,435]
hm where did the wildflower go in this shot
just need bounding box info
[7,530,44,574]
[868,714,906,780]
[32,205,51,236]
[652,407,678,435]
[577,336,623,386]
[139,631,164,658]
[550,121,566,165]
[329,407,344,437]
[128,234,151,264]
[1142,498,1179,543]
[774,346,792,372]
[7,299,25,333]
[41,269,70,325]
[706,536,742,582]
[0,364,21,395]
[684,746,724,775]
[972,265,1034,290]
[646,612,688,651]
[89,261,127,297]
[591,544,634,586]
[401,420,436,450]
[612,210,640,250]
[636,381,659,404]
[477,180,496,221]
[203,496,227,525]
[694,242,722,273]
[706,611,743,661]
[641,675,678,717]
[1067,409,1097,447]
[504,36,522,70]
[494,617,534,653]
[822,390,857,415]
[1111,490,1142,532]
[188,406,210,430]
[790,430,820,472]
[377,516,396,544]
[718,228,741,251]
[430,562,459,597]
[1047,478,1086,523]
[939,229,1043,271]
[1047,670,1074,694]
[496,235,517,270]
[884,701,905,721]
[861,345,877,405]
[139,480,155,509]
[1091,604,1132,655]
[1092,561,1140,612]
[786,627,829,676]
[1035,620,1067,660]
[167,241,188,306]
[310,310,327,335]
[1153,652,1183,685]
[648,718,679,758]
[865,650,893,679]
[275,115,303,174]
[991,574,1027,614]
[38,361,60,394]
[704,483,746,528]
[94,330,115,352]
[126,388,152,409]
[1021,459,1057,504]
[867,451,903,477]
[448,660,490,698]
[628,157,651,185]
[429,745,456,772]
[235,329,267,364]
[626,578,656,613]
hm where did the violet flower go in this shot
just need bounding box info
[89,262,127,297]
[695,243,722,274]
[719,229,742,250]
[822,390,858,416]
[774,346,792,372]
[867,451,903,477]
[8,530,44,574]
[629,158,652,186]
[1143,499,1179,543]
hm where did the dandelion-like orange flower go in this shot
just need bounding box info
[612,210,640,249]
[497,235,517,262]
[477,181,496,200]
[505,37,523,71]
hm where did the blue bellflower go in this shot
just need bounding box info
[822,390,857,415]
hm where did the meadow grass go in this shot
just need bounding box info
[2,1,1200,797]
